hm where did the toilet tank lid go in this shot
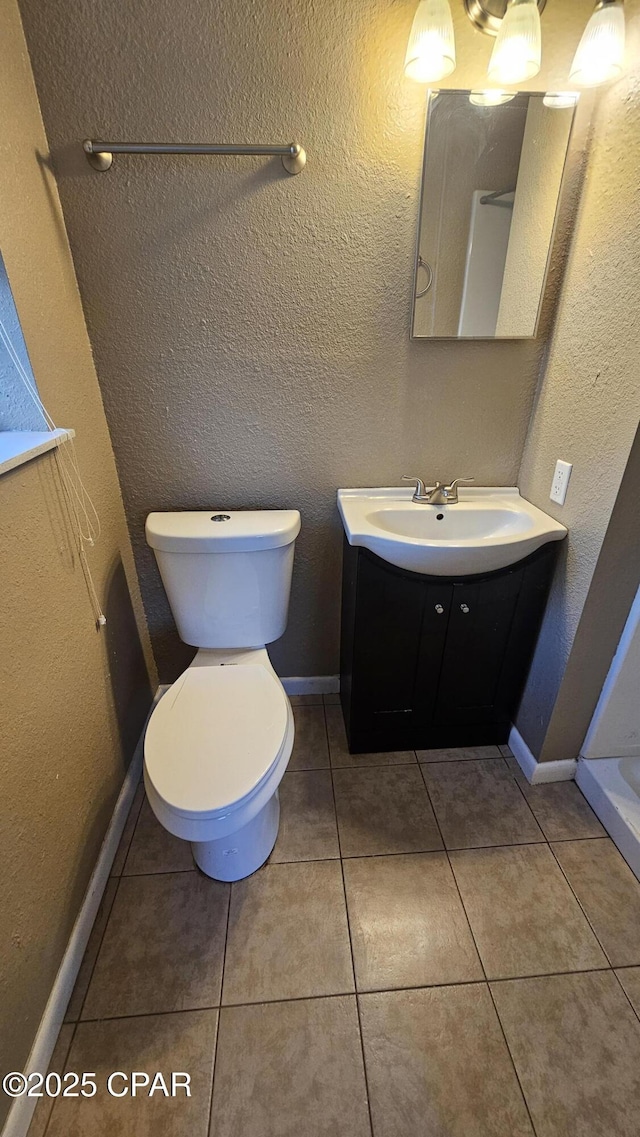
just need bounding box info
[146,509,301,553]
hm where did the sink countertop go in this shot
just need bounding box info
[337,486,567,576]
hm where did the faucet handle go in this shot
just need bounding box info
[447,477,474,492]
[403,474,428,496]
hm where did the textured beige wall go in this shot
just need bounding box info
[0,1,155,1115]
[545,426,640,761]
[18,0,597,681]
[515,2,640,761]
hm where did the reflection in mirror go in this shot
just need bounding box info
[412,90,577,340]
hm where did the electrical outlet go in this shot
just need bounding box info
[550,459,572,505]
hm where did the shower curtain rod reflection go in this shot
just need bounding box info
[479,187,516,207]
[82,139,307,175]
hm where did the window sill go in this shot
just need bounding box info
[0,428,75,477]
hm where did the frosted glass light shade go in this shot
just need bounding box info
[404,0,456,82]
[488,0,541,84]
[570,1,625,87]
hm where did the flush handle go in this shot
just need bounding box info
[460,603,470,613]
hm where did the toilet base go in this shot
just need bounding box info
[191,790,280,881]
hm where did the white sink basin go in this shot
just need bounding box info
[338,487,567,576]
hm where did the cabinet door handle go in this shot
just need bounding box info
[435,604,444,614]
[460,603,470,613]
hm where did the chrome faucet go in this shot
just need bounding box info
[402,475,474,505]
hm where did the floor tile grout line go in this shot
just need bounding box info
[326,706,347,859]
[342,837,612,856]
[448,846,539,1135]
[498,758,547,841]
[77,989,361,1025]
[206,886,232,1137]
[325,705,375,1137]
[120,867,197,879]
[332,759,418,769]
[611,969,640,1027]
[546,842,617,967]
[486,981,540,1137]
[487,966,614,985]
[111,866,202,881]
[521,834,614,845]
[418,761,488,983]
[469,763,548,1123]
[323,704,343,860]
[70,873,124,1027]
[214,872,234,1017]
[285,766,332,773]
[417,760,540,1137]
[338,860,375,1137]
[346,962,612,992]
[41,1020,78,1137]
[503,759,553,844]
[443,838,545,853]
[73,965,621,1025]
[233,837,616,868]
[417,754,503,765]
[116,786,146,878]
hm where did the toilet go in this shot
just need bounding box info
[143,508,301,881]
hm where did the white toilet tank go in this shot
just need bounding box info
[146,510,301,648]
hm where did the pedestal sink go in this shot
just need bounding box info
[337,487,567,575]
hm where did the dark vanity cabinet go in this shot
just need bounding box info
[339,539,559,752]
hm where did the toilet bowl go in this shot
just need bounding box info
[144,647,294,881]
[143,508,300,882]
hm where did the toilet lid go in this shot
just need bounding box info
[144,664,289,818]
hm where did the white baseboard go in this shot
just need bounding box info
[508,724,577,784]
[281,675,339,695]
[2,694,159,1137]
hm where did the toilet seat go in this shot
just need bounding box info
[144,662,289,820]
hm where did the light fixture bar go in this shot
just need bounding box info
[463,0,546,37]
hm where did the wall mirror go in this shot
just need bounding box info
[412,90,576,340]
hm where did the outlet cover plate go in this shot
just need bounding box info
[550,459,572,505]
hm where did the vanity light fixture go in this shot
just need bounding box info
[404,0,456,81]
[487,0,542,83]
[469,89,516,104]
[569,0,625,87]
[405,0,625,89]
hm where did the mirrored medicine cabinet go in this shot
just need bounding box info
[412,89,577,341]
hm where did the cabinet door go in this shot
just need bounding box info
[413,584,455,725]
[352,552,429,714]
[434,569,523,725]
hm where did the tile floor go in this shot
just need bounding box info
[30,695,640,1136]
